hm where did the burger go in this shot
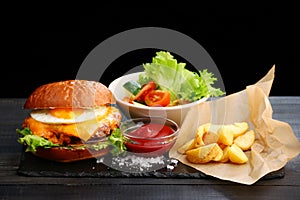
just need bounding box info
[17,80,123,162]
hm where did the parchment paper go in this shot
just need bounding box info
[169,65,300,185]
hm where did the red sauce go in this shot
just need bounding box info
[124,123,176,156]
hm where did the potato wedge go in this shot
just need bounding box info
[177,139,195,154]
[203,131,219,145]
[178,122,253,165]
[231,122,249,138]
[228,144,248,164]
[186,143,223,164]
[194,123,211,147]
[219,146,230,163]
[217,126,234,146]
[212,145,224,161]
[233,130,255,151]
[206,124,222,134]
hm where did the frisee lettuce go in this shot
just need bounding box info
[138,51,225,102]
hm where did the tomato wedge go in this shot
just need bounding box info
[144,90,171,107]
[133,81,156,102]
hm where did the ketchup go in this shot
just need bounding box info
[124,123,176,155]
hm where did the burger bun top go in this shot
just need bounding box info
[24,80,115,109]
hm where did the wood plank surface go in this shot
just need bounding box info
[1,97,300,200]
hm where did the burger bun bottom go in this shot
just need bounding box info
[33,147,110,163]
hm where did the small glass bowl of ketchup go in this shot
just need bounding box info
[120,117,180,157]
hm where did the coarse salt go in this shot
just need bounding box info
[111,154,166,172]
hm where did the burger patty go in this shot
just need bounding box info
[22,107,122,145]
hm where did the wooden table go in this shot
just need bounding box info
[1,97,300,200]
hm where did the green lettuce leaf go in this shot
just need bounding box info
[17,127,126,156]
[138,51,225,102]
[16,128,59,153]
[108,128,127,156]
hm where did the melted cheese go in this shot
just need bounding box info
[25,106,122,142]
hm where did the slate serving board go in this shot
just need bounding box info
[17,151,285,180]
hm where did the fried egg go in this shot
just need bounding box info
[30,106,112,124]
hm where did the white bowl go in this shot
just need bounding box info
[108,72,207,126]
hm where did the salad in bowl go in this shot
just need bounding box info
[109,51,225,125]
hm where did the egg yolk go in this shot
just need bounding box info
[49,108,84,119]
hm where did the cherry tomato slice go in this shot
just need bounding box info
[133,81,156,102]
[144,90,171,107]
[123,96,134,104]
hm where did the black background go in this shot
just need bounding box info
[3,3,300,98]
